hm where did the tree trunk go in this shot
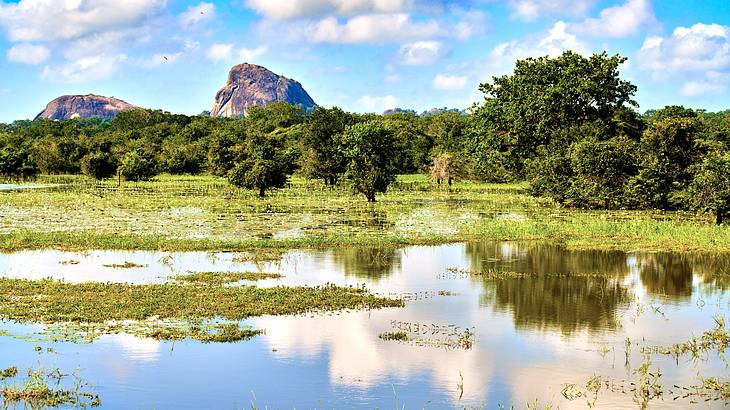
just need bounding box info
[259,186,265,198]
[437,179,441,185]
[448,177,453,186]
[717,210,725,226]
[366,192,376,202]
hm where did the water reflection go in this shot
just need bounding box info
[638,253,694,299]
[332,247,402,280]
[1,242,730,408]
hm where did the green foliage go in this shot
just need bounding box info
[566,136,638,209]
[300,107,354,186]
[119,150,157,182]
[476,51,637,174]
[340,121,398,202]
[686,151,730,224]
[80,151,116,180]
[630,108,701,209]
[227,132,295,197]
[0,138,39,180]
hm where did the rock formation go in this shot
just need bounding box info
[211,63,316,117]
[35,94,137,120]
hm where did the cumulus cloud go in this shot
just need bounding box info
[397,41,445,65]
[357,95,397,112]
[244,0,443,20]
[179,2,215,28]
[638,23,730,96]
[305,13,443,44]
[0,0,167,42]
[572,0,654,38]
[507,0,596,21]
[7,43,50,64]
[489,21,588,67]
[433,74,468,90]
[206,43,267,62]
[40,53,128,83]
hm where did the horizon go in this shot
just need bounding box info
[1,0,730,122]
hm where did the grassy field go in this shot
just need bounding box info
[1,173,729,253]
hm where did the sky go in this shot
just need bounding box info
[0,0,729,122]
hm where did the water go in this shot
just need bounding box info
[1,242,729,409]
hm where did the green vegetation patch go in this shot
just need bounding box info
[171,271,283,285]
[0,367,101,408]
[0,278,403,324]
[378,331,409,342]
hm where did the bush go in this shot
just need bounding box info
[119,151,157,181]
[80,152,116,180]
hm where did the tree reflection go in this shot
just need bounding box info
[466,242,631,335]
[332,247,401,280]
[636,254,693,299]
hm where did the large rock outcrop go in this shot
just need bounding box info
[211,64,316,117]
[36,94,137,120]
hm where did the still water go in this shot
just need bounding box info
[1,242,729,409]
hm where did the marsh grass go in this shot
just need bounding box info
[0,278,402,323]
[1,174,728,253]
[171,271,283,285]
[378,331,409,341]
[0,366,101,408]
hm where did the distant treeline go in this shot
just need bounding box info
[1,51,730,221]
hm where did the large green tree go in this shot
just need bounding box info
[300,107,354,186]
[476,51,638,175]
[227,131,296,197]
[340,121,398,202]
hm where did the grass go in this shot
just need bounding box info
[378,331,409,341]
[171,271,284,285]
[0,366,101,408]
[1,174,728,253]
[0,278,403,324]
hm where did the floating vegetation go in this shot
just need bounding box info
[0,278,403,343]
[232,249,287,264]
[171,271,283,286]
[438,290,456,296]
[102,261,147,269]
[0,367,17,379]
[0,366,101,408]
[147,323,264,343]
[383,321,475,350]
[644,315,730,359]
[379,331,409,342]
[446,267,615,280]
[58,259,80,265]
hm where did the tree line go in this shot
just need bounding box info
[1,51,730,222]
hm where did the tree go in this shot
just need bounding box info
[630,107,701,209]
[566,136,638,209]
[227,132,295,197]
[475,51,638,174]
[81,152,116,180]
[300,107,353,186]
[430,153,462,186]
[340,121,398,202]
[686,151,730,225]
[0,144,38,179]
[119,150,157,182]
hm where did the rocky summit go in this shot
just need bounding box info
[211,63,316,117]
[36,94,137,120]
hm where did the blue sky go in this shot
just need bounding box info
[0,0,729,122]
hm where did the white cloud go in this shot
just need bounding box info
[40,53,127,83]
[179,2,215,28]
[639,24,730,74]
[489,21,588,69]
[206,43,267,62]
[454,9,487,41]
[0,0,167,42]
[638,23,730,97]
[7,43,50,64]
[572,0,654,38]
[433,74,468,90]
[357,95,397,112]
[397,41,445,65]
[507,0,596,21]
[305,13,443,44]
[245,0,421,20]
